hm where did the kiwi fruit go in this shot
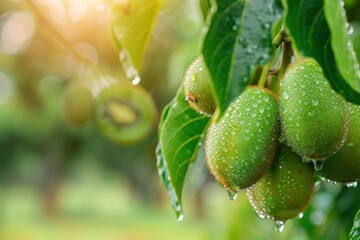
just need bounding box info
[61,82,93,126]
[94,82,157,145]
[184,55,215,115]
[319,103,360,183]
[205,87,279,192]
[247,144,315,221]
[279,59,349,162]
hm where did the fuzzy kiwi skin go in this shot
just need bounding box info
[319,104,360,183]
[94,82,157,145]
[279,59,349,161]
[62,82,93,126]
[247,145,315,221]
[205,87,279,192]
[184,56,215,115]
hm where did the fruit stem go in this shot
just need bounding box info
[279,40,293,74]
[257,63,270,88]
[268,39,293,95]
[272,23,286,48]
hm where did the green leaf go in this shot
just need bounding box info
[350,209,360,240]
[200,0,211,22]
[110,0,163,70]
[324,0,360,96]
[203,0,281,115]
[284,0,360,104]
[157,86,210,219]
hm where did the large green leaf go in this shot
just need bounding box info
[284,0,360,104]
[350,209,360,240]
[324,0,360,95]
[203,0,281,115]
[110,0,163,71]
[157,86,210,219]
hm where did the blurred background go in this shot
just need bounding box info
[0,0,360,239]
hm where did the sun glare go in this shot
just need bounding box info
[0,11,35,55]
[33,0,106,24]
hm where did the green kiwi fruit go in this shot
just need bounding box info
[279,59,349,162]
[247,145,315,221]
[94,82,157,145]
[184,56,215,115]
[205,87,279,192]
[62,82,93,126]
[319,103,360,183]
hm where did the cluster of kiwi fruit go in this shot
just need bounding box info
[183,56,360,231]
[61,80,157,145]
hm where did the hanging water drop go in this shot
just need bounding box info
[227,189,238,200]
[132,76,140,85]
[312,160,325,171]
[176,211,184,222]
[275,220,285,232]
[345,181,358,188]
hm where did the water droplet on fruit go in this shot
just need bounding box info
[345,181,358,188]
[298,212,304,219]
[227,189,238,200]
[311,99,319,106]
[307,111,314,117]
[259,105,265,113]
[257,212,266,219]
[312,160,325,171]
[283,92,289,99]
[275,220,285,232]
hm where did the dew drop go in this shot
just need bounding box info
[177,212,184,221]
[345,181,358,188]
[257,212,266,219]
[307,111,315,117]
[347,23,354,35]
[311,99,319,106]
[259,105,265,113]
[283,92,289,99]
[227,189,238,200]
[275,220,285,232]
[132,76,140,85]
[312,160,325,171]
[298,212,304,219]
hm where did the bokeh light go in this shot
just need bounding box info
[0,11,35,55]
